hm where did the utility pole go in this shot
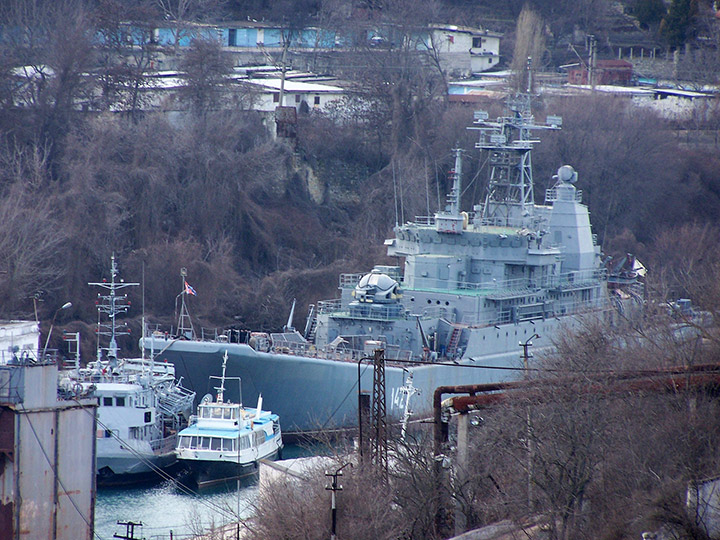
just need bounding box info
[325,463,352,540]
[370,348,388,482]
[521,334,539,511]
[113,520,143,540]
[588,34,597,89]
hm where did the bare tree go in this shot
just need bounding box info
[178,38,234,115]
[510,5,547,91]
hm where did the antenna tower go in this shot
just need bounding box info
[469,63,562,228]
[88,254,138,363]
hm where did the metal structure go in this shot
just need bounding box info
[88,253,138,362]
[470,96,561,227]
[370,348,388,481]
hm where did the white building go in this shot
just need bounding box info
[428,25,502,76]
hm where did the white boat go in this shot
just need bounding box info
[176,352,283,489]
[59,255,195,485]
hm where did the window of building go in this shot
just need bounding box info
[295,94,300,103]
[144,411,152,423]
[273,93,279,103]
[314,95,320,105]
[472,37,483,48]
[103,397,112,407]
[115,396,125,407]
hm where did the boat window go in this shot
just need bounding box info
[116,396,125,407]
[221,439,235,451]
[200,437,210,449]
[223,408,233,420]
[199,406,209,418]
[238,435,250,450]
[211,438,222,450]
[179,436,189,448]
[103,397,112,407]
[189,436,197,449]
[254,431,266,446]
[211,407,223,419]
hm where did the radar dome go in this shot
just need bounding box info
[354,270,401,304]
[557,165,577,184]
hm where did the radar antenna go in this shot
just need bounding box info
[469,77,562,228]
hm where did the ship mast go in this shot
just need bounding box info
[469,62,562,228]
[88,254,139,366]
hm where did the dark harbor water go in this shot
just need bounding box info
[95,478,256,540]
[94,444,322,539]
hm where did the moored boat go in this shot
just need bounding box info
[176,352,283,489]
[59,255,195,485]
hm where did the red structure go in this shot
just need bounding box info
[568,59,633,85]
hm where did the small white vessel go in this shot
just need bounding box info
[59,255,195,485]
[176,351,283,489]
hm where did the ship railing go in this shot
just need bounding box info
[317,299,342,314]
[471,214,532,229]
[339,273,364,288]
[545,187,583,203]
[150,434,177,454]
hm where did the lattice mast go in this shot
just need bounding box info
[470,97,562,228]
[370,348,388,482]
[88,254,139,363]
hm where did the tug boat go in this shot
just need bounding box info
[175,352,283,488]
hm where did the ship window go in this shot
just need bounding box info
[145,411,152,423]
[211,438,222,450]
[238,435,250,450]
[254,431,266,446]
[189,436,197,448]
[103,397,112,407]
[211,407,223,419]
[116,397,125,407]
[179,436,189,448]
[223,409,233,420]
[199,407,209,418]
[221,439,234,451]
[200,437,210,449]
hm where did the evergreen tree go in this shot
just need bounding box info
[661,0,699,48]
[634,0,667,30]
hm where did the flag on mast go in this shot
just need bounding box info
[184,280,197,296]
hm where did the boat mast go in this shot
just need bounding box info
[215,350,229,404]
[176,267,195,339]
[88,254,139,366]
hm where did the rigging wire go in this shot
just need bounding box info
[76,401,249,524]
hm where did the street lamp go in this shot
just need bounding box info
[42,302,72,361]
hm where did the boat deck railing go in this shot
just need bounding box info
[150,434,178,454]
[339,268,607,295]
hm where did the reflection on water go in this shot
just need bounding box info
[94,444,322,539]
[95,477,256,540]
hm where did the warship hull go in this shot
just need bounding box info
[143,316,568,435]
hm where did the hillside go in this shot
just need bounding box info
[0,0,719,353]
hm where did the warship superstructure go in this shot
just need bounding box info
[142,95,610,435]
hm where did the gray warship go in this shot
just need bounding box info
[142,94,611,435]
